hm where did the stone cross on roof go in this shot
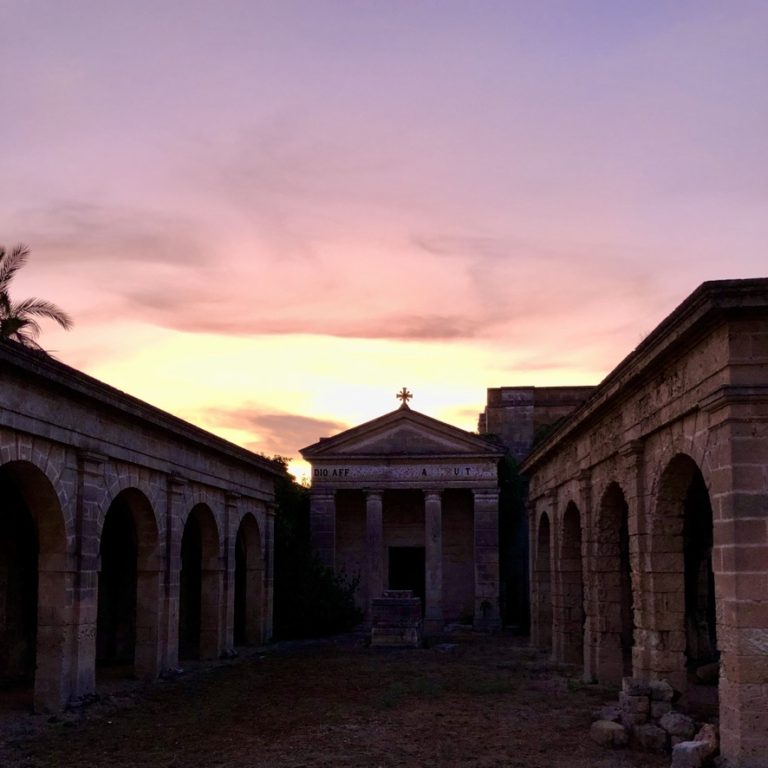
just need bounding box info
[396,387,413,408]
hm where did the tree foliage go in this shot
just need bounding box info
[0,243,73,349]
[271,458,362,639]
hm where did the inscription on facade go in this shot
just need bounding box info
[313,466,477,478]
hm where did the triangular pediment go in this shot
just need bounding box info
[301,407,503,459]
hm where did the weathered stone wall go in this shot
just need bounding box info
[442,490,475,624]
[521,280,768,768]
[0,341,279,712]
[479,386,594,460]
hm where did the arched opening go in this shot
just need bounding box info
[561,502,584,665]
[683,469,717,670]
[595,482,634,685]
[0,470,39,691]
[179,504,221,660]
[234,514,263,646]
[654,454,718,714]
[97,488,160,682]
[535,513,552,652]
[0,461,68,711]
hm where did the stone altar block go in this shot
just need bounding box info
[371,590,422,647]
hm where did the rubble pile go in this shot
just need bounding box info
[590,677,719,768]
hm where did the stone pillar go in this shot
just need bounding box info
[620,440,648,682]
[705,403,768,768]
[263,503,276,642]
[527,497,539,647]
[423,490,443,634]
[309,490,336,569]
[199,553,224,660]
[473,488,500,631]
[222,492,240,654]
[365,490,384,624]
[578,469,598,682]
[134,557,163,680]
[62,451,106,709]
[549,488,565,662]
[162,474,187,670]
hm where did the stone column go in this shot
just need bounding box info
[263,503,276,642]
[222,492,240,654]
[473,488,500,631]
[423,490,443,634]
[365,490,384,624]
[619,440,647,682]
[62,451,106,709]
[549,487,565,662]
[309,490,336,569]
[527,496,539,647]
[134,556,163,680]
[162,474,187,670]
[578,469,598,682]
[199,553,224,660]
[704,399,768,767]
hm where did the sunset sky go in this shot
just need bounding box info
[2,1,767,480]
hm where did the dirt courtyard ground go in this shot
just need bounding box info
[1,633,668,768]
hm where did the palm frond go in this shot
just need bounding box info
[0,244,30,294]
[11,297,73,330]
[13,327,44,350]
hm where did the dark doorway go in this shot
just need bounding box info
[97,500,138,667]
[388,547,425,612]
[0,472,38,687]
[684,467,718,669]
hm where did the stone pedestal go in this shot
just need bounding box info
[370,590,422,647]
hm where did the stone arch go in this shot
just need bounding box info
[179,503,222,659]
[0,460,71,711]
[97,487,162,681]
[535,512,553,652]
[234,512,264,645]
[648,453,718,704]
[560,501,585,665]
[593,481,634,685]
[177,491,225,555]
[99,470,165,544]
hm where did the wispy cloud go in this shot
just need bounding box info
[14,201,208,266]
[203,406,348,457]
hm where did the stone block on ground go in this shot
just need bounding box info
[622,677,652,696]
[590,720,629,748]
[660,712,696,739]
[694,723,718,748]
[592,705,622,723]
[621,712,649,729]
[619,691,650,714]
[651,700,672,719]
[649,679,675,702]
[633,723,668,753]
[671,741,711,768]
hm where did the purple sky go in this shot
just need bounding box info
[2,1,767,476]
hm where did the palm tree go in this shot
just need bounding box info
[0,243,73,349]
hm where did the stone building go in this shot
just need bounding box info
[0,340,281,711]
[478,385,594,630]
[520,279,768,767]
[301,393,504,633]
[479,385,594,462]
